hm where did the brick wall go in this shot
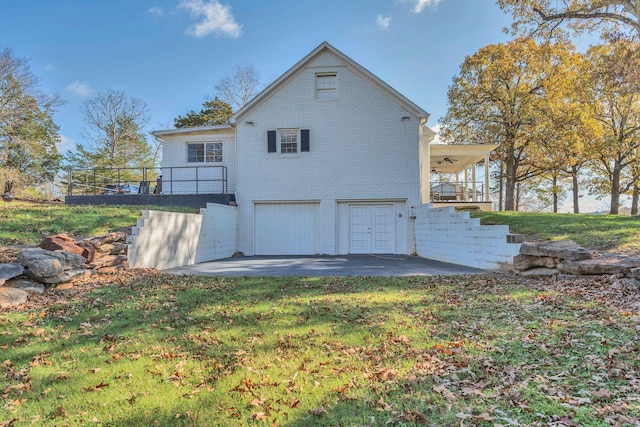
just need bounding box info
[160,131,236,194]
[234,51,421,255]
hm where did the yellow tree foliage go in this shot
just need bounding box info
[440,38,577,211]
[583,40,640,214]
[529,49,600,213]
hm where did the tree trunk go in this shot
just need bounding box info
[498,159,504,211]
[571,165,580,214]
[632,184,639,215]
[552,175,558,213]
[609,161,621,215]
[504,145,517,211]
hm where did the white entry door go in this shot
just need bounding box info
[349,204,395,254]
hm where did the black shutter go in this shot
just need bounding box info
[301,129,310,152]
[267,130,276,153]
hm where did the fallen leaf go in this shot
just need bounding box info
[252,412,269,421]
[83,381,109,392]
[592,388,612,399]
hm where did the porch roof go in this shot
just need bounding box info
[430,144,498,174]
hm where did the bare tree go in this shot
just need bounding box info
[215,64,261,111]
[497,0,640,38]
[72,90,153,169]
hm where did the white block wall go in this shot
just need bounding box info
[234,50,421,255]
[415,204,521,270]
[128,203,236,269]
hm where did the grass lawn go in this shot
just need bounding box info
[2,273,639,426]
[0,201,196,246]
[471,211,640,252]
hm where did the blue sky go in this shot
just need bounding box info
[1,0,515,153]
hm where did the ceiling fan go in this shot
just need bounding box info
[437,157,457,164]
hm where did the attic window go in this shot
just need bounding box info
[316,72,337,100]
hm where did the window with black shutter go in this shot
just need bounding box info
[267,130,276,153]
[301,129,310,152]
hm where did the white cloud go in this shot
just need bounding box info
[404,0,442,14]
[148,6,164,16]
[57,135,76,154]
[179,0,242,38]
[44,63,56,72]
[430,123,443,144]
[377,14,391,29]
[65,80,94,97]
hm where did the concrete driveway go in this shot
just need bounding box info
[165,255,486,277]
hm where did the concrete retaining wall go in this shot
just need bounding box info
[415,204,520,270]
[128,203,237,269]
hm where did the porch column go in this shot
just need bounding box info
[484,153,490,202]
[464,168,469,201]
[471,163,477,202]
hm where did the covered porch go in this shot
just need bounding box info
[429,144,498,211]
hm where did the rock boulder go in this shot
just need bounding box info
[519,240,591,261]
[0,286,28,308]
[513,254,557,271]
[558,257,640,276]
[0,263,24,285]
[18,248,86,284]
[41,234,96,263]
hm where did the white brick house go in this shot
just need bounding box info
[153,42,439,256]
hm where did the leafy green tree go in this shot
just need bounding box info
[174,96,233,128]
[0,47,62,194]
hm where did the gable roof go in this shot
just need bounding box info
[229,41,429,124]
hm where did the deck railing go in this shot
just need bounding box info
[430,181,487,203]
[66,166,228,196]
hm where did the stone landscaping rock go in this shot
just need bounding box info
[4,279,45,295]
[111,243,128,255]
[18,248,86,282]
[28,268,86,284]
[88,231,128,248]
[41,234,96,263]
[97,243,115,254]
[96,262,130,275]
[558,257,640,276]
[0,286,28,307]
[76,240,97,263]
[518,267,560,277]
[0,263,24,285]
[513,254,557,271]
[88,254,129,269]
[519,240,591,261]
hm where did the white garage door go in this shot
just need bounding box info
[254,203,320,255]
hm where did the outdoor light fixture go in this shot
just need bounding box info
[245,121,255,125]
[409,206,416,219]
